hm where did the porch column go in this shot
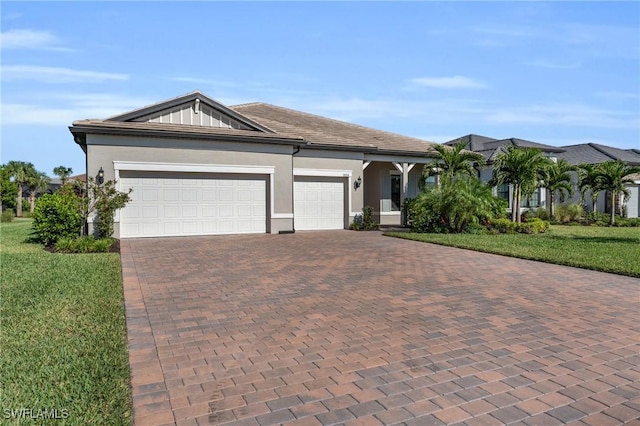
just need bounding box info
[393,162,416,203]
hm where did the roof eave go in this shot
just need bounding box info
[69,123,307,146]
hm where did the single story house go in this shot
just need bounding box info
[444,134,566,213]
[557,143,640,218]
[448,135,640,219]
[69,91,438,238]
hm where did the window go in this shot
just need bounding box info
[424,176,437,189]
[391,175,401,211]
[497,184,510,202]
[520,189,541,208]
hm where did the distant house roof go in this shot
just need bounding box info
[557,143,640,166]
[70,90,438,157]
[445,134,565,162]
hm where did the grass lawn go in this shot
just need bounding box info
[386,225,640,278]
[0,219,131,424]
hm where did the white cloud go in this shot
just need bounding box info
[410,76,487,89]
[0,29,72,51]
[595,91,640,100]
[526,59,581,69]
[1,93,153,125]
[1,65,129,83]
[485,103,639,129]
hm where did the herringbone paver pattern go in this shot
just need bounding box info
[121,231,640,425]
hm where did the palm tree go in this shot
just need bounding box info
[53,166,73,185]
[578,163,603,214]
[596,160,640,226]
[541,158,577,219]
[6,161,37,217]
[491,146,549,223]
[27,172,51,213]
[422,140,485,182]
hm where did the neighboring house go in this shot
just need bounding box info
[69,91,437,238]
[557,143,640,218]
[445,134,566,213]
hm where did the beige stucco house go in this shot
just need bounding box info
[69,91,437,238]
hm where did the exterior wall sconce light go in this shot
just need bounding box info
[354,176,362,189]
[96,167,104,185]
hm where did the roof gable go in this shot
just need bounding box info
[106,91,274,133]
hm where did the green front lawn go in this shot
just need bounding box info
[386,225,640,277]
[0,219,131,424]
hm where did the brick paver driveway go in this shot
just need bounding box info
[121,231,640,426]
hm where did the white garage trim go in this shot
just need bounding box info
[293,168,354,217]
[113,161,286,225]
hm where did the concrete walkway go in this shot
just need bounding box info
[121,231,640,425]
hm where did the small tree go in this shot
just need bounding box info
[6,161,37,217]
[596,160,640,226]
[82,178,132,238]
[27,171,51,213]
[491,146,549,223]
[422,140,485,182]
[53,166,73,185]
[540,158,576,219]
[0,165,18,214]
[578,163,603,215]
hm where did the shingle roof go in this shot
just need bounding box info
[558,143,640,166]
[446,134,565,162]
[231,102,437,155]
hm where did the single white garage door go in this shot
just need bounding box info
[120,173,266,238]
[294,179,344,230]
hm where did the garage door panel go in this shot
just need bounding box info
[294,180,344,231]
[120,174,266,238]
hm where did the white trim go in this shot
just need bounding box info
[272,213,294,219]
[407,163,416,173]
[293,168,352,178]
[392,162,403,173]
[363,161,372,170]
[364,153,433,164]
[113,161,275,175]
[380,211,401,216]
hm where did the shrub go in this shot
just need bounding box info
[555,203,584,223]
[350,206,378,231]
[1,209,14,223]
[84,178,132,238]
[410,176,504,234]
[491,218,518,234]
[54,236,114,253]
[518,218,550,234]
[32,187,82,246]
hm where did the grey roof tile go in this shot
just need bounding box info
[558,143,640,165]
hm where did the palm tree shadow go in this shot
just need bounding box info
[548,235,640,244]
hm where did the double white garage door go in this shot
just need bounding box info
[119,173,344,238]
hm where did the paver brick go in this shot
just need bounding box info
[122,232,640,425]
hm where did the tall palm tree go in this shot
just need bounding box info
[53,166,73,185]
[27,172,51,213]
[578,163,603,214]
[491,146,549,223]
[422,140,485,181]
[6,161,37,217]
[541,158,577,219]
[596,160,640,226]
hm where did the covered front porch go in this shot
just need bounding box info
[361,156,435,226]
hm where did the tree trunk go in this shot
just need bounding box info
[29,191,36,213]
[515,186,522,223]
[549,191,555,219]
[511,186,518,222]
[16,185,23,217]
[610,192,615,226]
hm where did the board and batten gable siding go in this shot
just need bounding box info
[133,102,253,130]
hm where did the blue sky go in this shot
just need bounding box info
[1,1,639,177]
